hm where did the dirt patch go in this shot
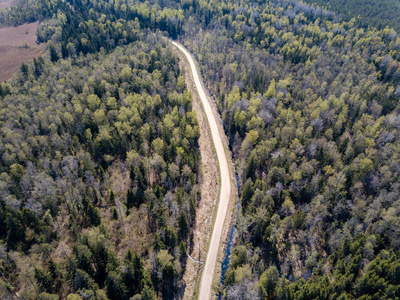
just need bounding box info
[0,22,45,82]
[0,0,17,10]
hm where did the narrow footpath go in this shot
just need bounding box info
[171,41,233,300]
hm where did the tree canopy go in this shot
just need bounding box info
[1,0,400,298]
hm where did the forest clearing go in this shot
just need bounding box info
[0,22,44,82]
[0,0,16,10]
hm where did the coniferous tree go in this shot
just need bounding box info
[126,189,134,210]
[178,211,189,241]
[109,190,116,206]
[49,45,59,62]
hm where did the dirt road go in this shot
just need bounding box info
[171,42,232,299]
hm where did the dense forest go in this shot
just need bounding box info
[1,0,400,299]
[302,0,400,32]
[180,0,400,299]
[0,26,201,300]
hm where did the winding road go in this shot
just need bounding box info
[171,41,232,299]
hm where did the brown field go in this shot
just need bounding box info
[0,22,45,82]
[0,0,17,9]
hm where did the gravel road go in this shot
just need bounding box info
[171,41,232,300]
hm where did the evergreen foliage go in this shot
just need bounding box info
[1,0,400,298]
